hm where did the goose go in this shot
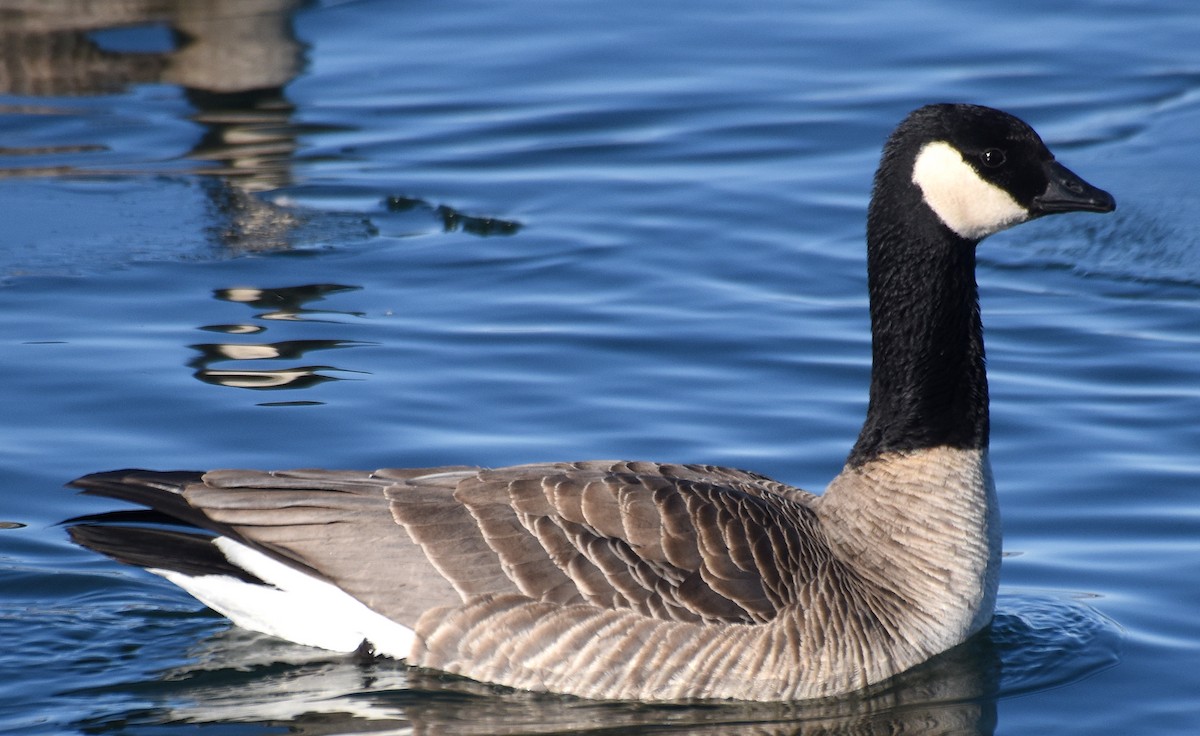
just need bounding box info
[68,103,1115,702]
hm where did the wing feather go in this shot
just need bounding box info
[71,460,822,631]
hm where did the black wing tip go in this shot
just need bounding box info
[68,522,266,585]
[68,469,206,494]
[66,469,215,533]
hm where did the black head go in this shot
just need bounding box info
[876,103,1115,242]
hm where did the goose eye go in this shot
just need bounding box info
[981,148,1006,168]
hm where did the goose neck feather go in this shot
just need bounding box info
[818,447,1001,651]
[848,130,989,466]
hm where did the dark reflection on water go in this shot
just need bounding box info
[385,195,523,237]
[212,283,363,322]
[57,594,1117,736]
[192,284,368,393]
[192,363,360,391]
[200,323,267,335]
[189,338,367,365]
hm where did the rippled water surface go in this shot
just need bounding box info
[1,1,1198,733]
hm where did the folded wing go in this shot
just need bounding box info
[73,461,820,627]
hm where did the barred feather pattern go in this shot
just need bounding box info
[70,448,998,701]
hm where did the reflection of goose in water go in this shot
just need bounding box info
[0,0,313,259]
[188,284,369,392]
[0,0,304,97]
[0,1,304,188]
[191,364,356,391]
[211,284,363,321]
[0,0,516,262]
[69,105,1114,701]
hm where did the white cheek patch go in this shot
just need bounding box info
[911,141,1030,240]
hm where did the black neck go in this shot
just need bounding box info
[847,192,989,467]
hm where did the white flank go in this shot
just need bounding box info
[148,536,414,659]
[911,141,1029,240]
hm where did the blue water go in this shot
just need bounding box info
[1,0,1198,733]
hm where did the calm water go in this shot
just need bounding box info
[1,0,1198,733]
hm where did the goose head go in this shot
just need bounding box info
[875,103,1115,243]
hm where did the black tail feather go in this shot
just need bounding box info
[67,469,237,538]
[68,523,265,584]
